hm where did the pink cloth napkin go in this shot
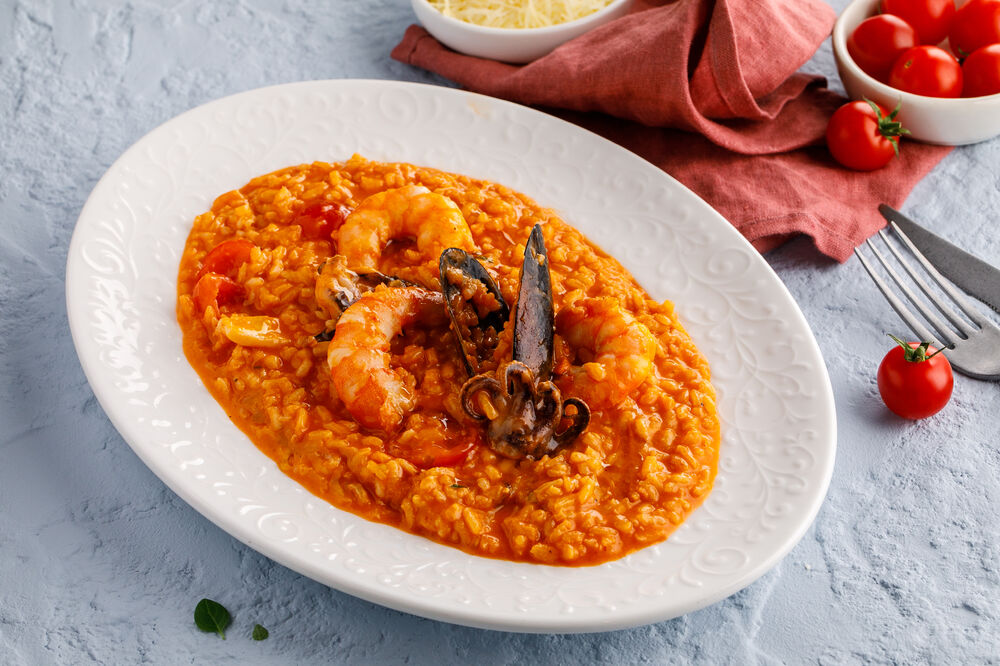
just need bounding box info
[392,0,952,262]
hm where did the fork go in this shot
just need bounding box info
[855,221,1000,380]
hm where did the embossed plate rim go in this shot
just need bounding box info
[66,79,836,633]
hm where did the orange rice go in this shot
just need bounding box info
[176,155,720,566]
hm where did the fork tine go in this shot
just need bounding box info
[875,229,974,339]
[854,246,943,348]
[888,221,992,328]
[863,237,960,345]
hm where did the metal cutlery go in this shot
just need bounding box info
[855,216,1000,381]
[879,204,1000,314]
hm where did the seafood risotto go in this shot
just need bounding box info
[176,155,720,566]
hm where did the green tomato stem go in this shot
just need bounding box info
[887,333,947,362]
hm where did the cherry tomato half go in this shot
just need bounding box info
[426,440,477,468]
[881,0,956,45]
[949,0,1000,58]
[849,14,920,81]
[877,337,953,419]
[295,202,350,240]
[826,100,908,171]
[962,43,1000,96]
[888,45,963,97]
[195,238,256,281]
[394,439,476,469]
[193,272,244,313]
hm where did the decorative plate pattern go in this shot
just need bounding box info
[65,79,836,633]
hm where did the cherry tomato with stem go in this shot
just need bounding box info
[849,14,920,81]
[877,335,953,419]
[826,99,909,171]
[949,0,1000,58]
[962,43,1000,96]
[881,0,956,45]
[888,45,963,97]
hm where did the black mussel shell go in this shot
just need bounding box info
[512,224,554,381]
[439,248,510,375]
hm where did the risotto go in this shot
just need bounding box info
[176,155,720,566]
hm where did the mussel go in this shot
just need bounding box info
[441,225,590,460]
[438,247,510,375]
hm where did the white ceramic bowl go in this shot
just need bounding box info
[411,0,632,64]
[833,0,1000,145]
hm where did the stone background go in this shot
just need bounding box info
[1,0,998,662]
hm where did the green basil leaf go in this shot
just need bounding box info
[194,598,232,639]
[252,623,269,641]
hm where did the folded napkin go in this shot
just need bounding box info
[392,0,952,262]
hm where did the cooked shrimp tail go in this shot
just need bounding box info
[337,185,477,273]
[555,297,657,408]
[316,255,421,323]
[327,286,447,433]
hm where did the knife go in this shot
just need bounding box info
[878,204,1000,313]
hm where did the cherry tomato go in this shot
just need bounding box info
[426,440,477,468]
[296,202,350,240]
[396,439,476,469]
[962,43,1000,96]
[888,45,963,96]
[881,0,956,45]
[948,0,1000,57]
[826,100,908,171]
[849,15,920,81]
[196,238,256,281]
[877,336,953,419]
[193,272,244,313]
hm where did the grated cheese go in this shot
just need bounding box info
[428,0,615,29]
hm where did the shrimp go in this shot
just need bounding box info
[555,297,657,409]
[327,286,448,433]
[315,255,360,320]
[315,255,419,323]
[337,185,477,273]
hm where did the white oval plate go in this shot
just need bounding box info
[66,79,836,633]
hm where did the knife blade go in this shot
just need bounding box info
[878,204,1000,313]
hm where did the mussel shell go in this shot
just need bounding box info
[439,248,510,375]
[513,224,554,381]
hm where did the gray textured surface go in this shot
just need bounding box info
[2,0,999,663]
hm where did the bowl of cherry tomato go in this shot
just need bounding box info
[833,0,1000,145]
